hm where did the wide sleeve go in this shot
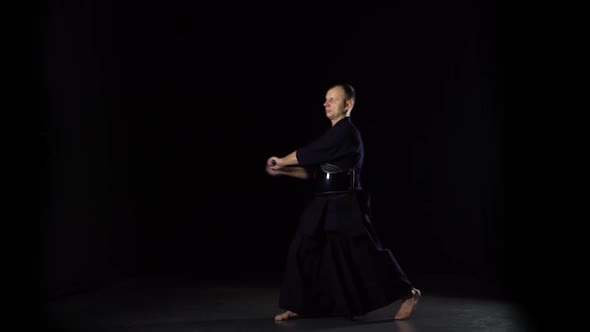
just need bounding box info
[296,120,358,166]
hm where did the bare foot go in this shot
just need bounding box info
[394,288,421,320]
[274,310,299,321]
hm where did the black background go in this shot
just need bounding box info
[35,0,521,317]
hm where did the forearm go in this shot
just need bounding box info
[274,151,299,167]
[277,166,310,179]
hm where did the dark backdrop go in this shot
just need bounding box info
[35,0,514,306]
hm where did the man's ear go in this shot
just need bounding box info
[346,100,354,110]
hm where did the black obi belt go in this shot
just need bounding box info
[313,163,360,194]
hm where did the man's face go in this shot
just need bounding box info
[323,87,348,121]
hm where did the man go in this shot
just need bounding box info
[266,83,420,321]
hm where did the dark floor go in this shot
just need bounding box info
[44,276,531,332]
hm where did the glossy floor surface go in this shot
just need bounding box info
[45,276,532,332]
